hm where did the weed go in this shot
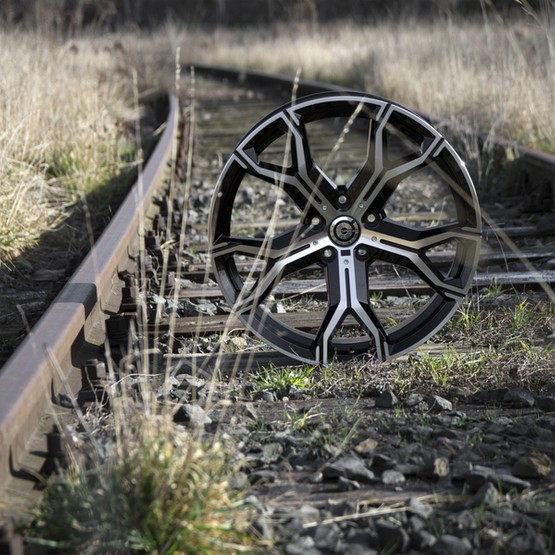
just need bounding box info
[466,429,484,448]
[0,30,136,262]
[24,416,258,554]
[250,363,315,398]
[508,299,537,334]
[285,405,322,432]
[481,279,504,299]
[412,346,463,387]
[454,300,481,333]
[369,291,384,307]
[454,414,469,429]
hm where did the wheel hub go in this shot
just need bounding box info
[329,216,360,246]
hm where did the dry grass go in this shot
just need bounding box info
[24,411,258,553]
[129,9,554,151]
[0,31,135,262]
[2,7,553,260]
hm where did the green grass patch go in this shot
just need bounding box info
[250,363,315,398]
[23,416,259,554]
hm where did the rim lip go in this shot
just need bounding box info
[209,92,482,363]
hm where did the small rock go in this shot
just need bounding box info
[239,401,259,420]
[479,528,502,549]
[506,421,530,436]
[419,456,450,479]
[468,388,507,404]
[537,395,555,412]
[173,404,211,427]
[427,394,453,413]
[327,499,357,517]
[342,529,379,555]
[433,534,472,555]
[354,438,378,457]
[408,497,433,519]
[284,535,320,555]
[375,390,398,408]
[512,453,551,478]
[323,454,376,482]
[229,471,249,490]
[229,335,248,350]
[502,388,535,408]
[313,523,342,552]
[262,390,277,402]
[412,529,437,550]
[309,471,323,484]
[394,462,421,476]
[337,476,361,491]
[170,388,189,402]
[463,465,531,492]
[407,514,427,533]
[404,392,424,408]
[253,516,274,542]
[508,531,548,554]
[181,375,206,389]
[371,453,395,469]
[381,469,405,486]
[292,504,320,522]
[466,481,500,508]
[262,442,284,464]
[376,519,410,552]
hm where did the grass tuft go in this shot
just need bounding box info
[0,30,135,263]
[250,363,315,398]
[23,415,258,554]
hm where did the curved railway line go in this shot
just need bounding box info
[0,66,554,552]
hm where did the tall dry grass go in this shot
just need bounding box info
[0,31,134,262]
[135,8,554,151]
[2,7,552,261]
[25,410,258,553]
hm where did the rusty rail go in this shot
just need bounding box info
[0,94,178,490]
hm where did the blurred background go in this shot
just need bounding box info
[1,0,550,32]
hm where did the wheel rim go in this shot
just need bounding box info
[209,92,481,363]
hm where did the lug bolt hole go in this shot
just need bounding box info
[366,213,377,224]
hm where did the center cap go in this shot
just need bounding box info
[329,216,361,246]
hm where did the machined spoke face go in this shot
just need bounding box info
[234,112,338,220]
[359,220,481,299]
[210,92,481,364]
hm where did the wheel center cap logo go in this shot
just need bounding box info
[330,216,360,246]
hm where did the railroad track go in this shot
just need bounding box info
[0,66,554,549]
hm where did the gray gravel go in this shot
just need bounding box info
[168,373,555,554]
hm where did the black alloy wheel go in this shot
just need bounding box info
[209,92,481,364]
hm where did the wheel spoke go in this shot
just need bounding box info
[226,232,333,315]
[350,255,389,359]
[349,106,444,217]
[314,251,389,363]
[372,219,480,250]
[345,109,386,202]
[235,113,338,219]
[361,220,480,297]
[212,224,317,260]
